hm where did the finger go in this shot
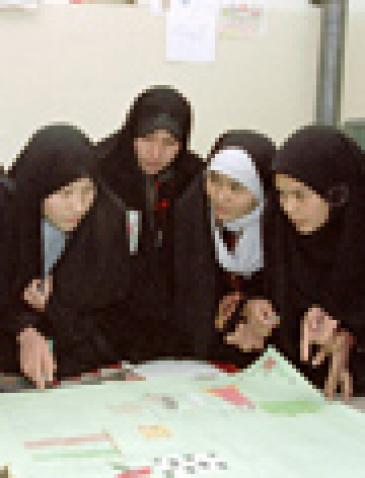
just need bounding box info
[342,371,353,402]
[44,350,54,383]
[32,278,42,288]
[321,316,337,344]
[20,343,32,380]
[216,296,240,330]
[339,370,352,402]
[301,318,310,362]
[215,315,225,331]
[224,301,239,319]
[33,349,45,389]
[308,307,323,331]
[24,357,37,387]
[46,275,53,294]
[24,288,44,310]
[258,302,275,322]
[215,307,236,330]
[221,293,240,315]
[24,286,38,301]
[312,348,327,367]
[324,373,336,400]
[27,289,41,304]
[226,323,253,352]
[21,356,32,382]
[225,322,244,346]
[225,329,239,345]
[43,277,52,298]
[263,313,280,331]
[34,368,45,390]
[325,352,342,400]
[32,292,46,312]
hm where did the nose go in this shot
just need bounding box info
[71,195,84,216]
[150,142,161,161]
[285,196,298,216]
[217,186,228,203]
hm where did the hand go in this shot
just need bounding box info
[17,326,56,389]
[215,292,241,331]
[301,306,337,363]
[225,321,266,352]
[243,298,280,339]
[225,299,279,352]
[23,276,53,312]
[324,331,353,401]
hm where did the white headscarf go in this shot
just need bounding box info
[208,147,265,277]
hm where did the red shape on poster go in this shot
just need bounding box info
[263,357,276,371]
[116,467,152,478]
[208,385,255,408]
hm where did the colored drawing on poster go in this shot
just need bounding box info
[207,385,255,409]
[259,400,323,416]
[138,425,172,439]
[144,393,179,410]
[24,432,111,450]
[107,402,144,414]
[116,467,152,478]
[32,448,119,461]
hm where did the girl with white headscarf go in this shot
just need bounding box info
[206,130,277,365]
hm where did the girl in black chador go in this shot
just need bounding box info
[97,86,215,363]
[1,123,130,388]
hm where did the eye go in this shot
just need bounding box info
[279,190,287,198]
[208,172,220,185]
[294,190,306,201]
[163,138,177,147]
[82,185,93,195]
[140,136,153,145]
[60,189,72,199]
[230,182,242,193]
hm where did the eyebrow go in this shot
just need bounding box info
[278,184,305,192]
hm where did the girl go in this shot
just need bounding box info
[257,125,365,399]
[97,86,215,363]
[1,124,130,388]
[206,130,278,365]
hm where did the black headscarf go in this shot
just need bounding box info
[268,125,365,361]
[13,124,97,291]
[10,124,130,377]
[97,85,198,210]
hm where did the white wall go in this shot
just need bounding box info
[343,10,365,122]
[0,1,362,169]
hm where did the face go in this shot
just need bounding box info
[134,129,181,175]
[43,177,97,232]
[206,170,258,222]
[275,173,330,235]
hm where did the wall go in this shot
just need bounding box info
[1,1,362,167]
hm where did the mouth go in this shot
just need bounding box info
[65,217,80,226]
[291,218,314,234]
[215,205,231,216]
[145,161,162,170]
[291,218,305,228]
